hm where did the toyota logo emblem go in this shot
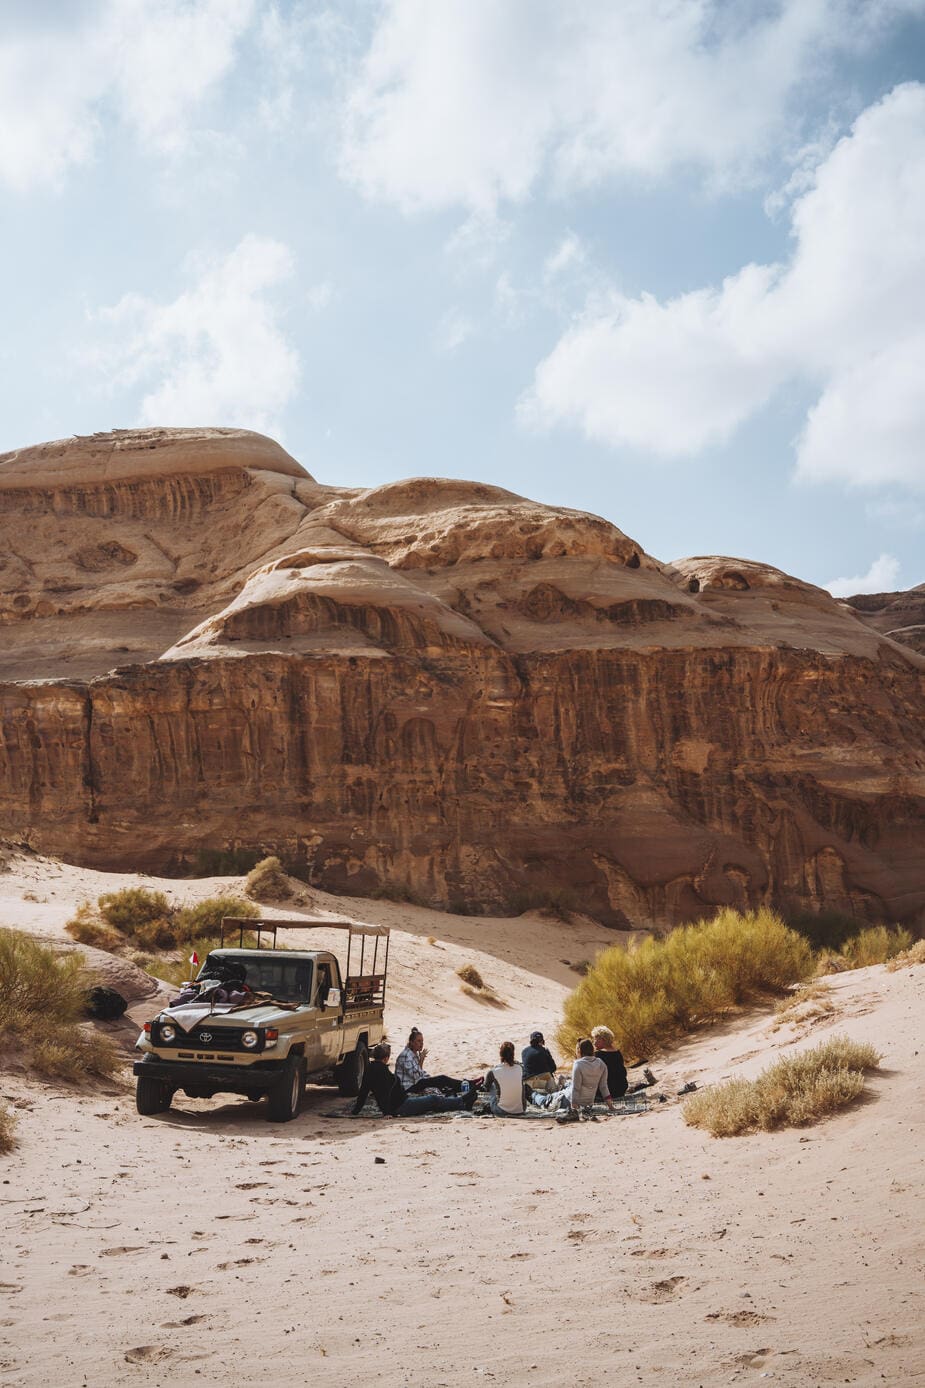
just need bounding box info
[199,1031,212,1043]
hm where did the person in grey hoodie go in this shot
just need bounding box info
[533,1038,614,1122]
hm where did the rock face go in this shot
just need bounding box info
[845,586,925,655]
[1,427,923,929]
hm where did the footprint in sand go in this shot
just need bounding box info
[707,1310,773,1327]
[160,1314,207,1329]
[100,1246,144,1257]
[636,1276,686,1304]
[165,1285,194,1299]
[124,1345,171,1364]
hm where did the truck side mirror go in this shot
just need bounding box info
[324,987,341,1008]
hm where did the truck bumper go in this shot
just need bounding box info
[133,1054,282,1097]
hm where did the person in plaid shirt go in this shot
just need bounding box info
[394,1027,468,1095]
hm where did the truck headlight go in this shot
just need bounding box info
[241,1030,259,1049]
[160,1023,177,1043]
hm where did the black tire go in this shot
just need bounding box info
[267,1056,305,1123]
[136,1073,173,1116]
[336,1041,368,1097]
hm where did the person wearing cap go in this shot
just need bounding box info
[520,1030,559,1095]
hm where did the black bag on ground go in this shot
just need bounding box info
[85,985,128,1020]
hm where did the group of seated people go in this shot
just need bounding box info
[351,1024,654,1123]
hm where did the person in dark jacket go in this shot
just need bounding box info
[521,1030,559,1095]
[351,1043,478,1118]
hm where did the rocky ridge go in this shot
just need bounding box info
[0,427,922,929]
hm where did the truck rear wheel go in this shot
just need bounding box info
[337,1041,368,1097]
[267,1056,305,1122]
[136,1074,173,1115]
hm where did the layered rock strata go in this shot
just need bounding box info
[1,428,923,929]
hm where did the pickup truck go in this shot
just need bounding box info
[133,917,388,1122]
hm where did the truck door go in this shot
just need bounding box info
[314,958,343,1066]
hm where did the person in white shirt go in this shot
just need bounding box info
[484,1040,527,1117]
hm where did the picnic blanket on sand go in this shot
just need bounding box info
[323,1094,652,1120]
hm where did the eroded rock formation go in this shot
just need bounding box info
[1,427,923,929]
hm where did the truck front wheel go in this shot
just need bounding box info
[136,1074,173,1116]
[337,1041,368,1097]
[267,1056,305,1122]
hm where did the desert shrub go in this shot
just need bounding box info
[0,928,86,1021]
[456,963,485,990]
[172,895,254,945]
[0,1105,15,1153]
[245,856,292,902]
[682,1034,880,1137]
[65,903,123,952]
[839,925,913,969]
[0,929,120,1081]
[559,907,814,1061]
[97,887,174,945]
[886,938,925,971]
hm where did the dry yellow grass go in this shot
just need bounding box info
[456,963,485,989]
[0,929,120,1082]
[773,980,836,1029]
[885,938,925,971]
[839,925,913,968]
[245,855,292,902]
[0,1104,15,1154]
[559,908,814,1061]
[66,903,124,952]
[682,1034,880,1137]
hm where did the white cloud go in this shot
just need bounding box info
[544,233,586,281]
[338,0,924,212]
[90,235,300,434]
[826,554,901,597]
[0,0,254,192]
[433,310,474,354]
[522,84,925,490]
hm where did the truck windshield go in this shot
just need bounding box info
[199,955,314,1004]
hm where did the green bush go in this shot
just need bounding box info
[172,895,254,945]
[0,929,120,1082]
[682,1034,880,1137]
[97,887,173,943]
[839,925,913,968]
[559,908,815,1061]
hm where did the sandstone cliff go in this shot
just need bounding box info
[1,427,922,929]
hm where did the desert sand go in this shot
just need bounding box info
[0,855,923,1387]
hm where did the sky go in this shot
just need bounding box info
[1,1,924,596]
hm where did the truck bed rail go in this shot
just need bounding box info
[219,917,389,1006]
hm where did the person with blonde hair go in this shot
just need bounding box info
[590,1025,627,1098]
